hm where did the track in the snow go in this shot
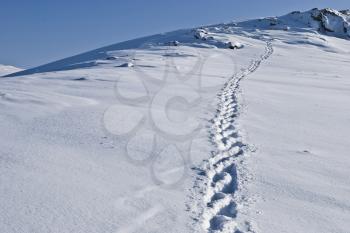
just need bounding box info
[198,41,273,233]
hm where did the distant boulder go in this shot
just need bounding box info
[226,41,243,49]
[309,8,350,37]
[193,28,209,40]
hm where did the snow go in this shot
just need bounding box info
[0,64,22,76]
[239,31,350,233]
[1,7,350,233]
[238,8,350,39]
[0,32,255,233]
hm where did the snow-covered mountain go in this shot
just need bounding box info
[5,8,350,78]
[238,8,350,38]
[1,8,350,233]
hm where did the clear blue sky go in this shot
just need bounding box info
[0,0,348,68]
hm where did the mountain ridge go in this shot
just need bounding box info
[3,8,349,78]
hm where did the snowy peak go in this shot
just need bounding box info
[290,8,350,37]
[239,8,350,39]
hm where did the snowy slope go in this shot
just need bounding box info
[4,29,242,78]
[1,8,350,233]
[0,64,22,76]
[238,29,350,233]
[0,27,257,233]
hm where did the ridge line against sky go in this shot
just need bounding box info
[1,0,349,68]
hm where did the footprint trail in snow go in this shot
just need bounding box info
[199,41,273,233]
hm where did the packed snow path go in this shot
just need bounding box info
[200,41,273,233]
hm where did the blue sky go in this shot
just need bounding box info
[1,0,348,68]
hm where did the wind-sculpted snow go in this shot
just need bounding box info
[4,29,243,77]
[1,27,263,232]
[1,7,350,233]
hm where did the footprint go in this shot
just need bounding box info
[197,41,273,233]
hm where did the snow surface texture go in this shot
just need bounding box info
[1,8,350,233]
[193,41,273,232]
